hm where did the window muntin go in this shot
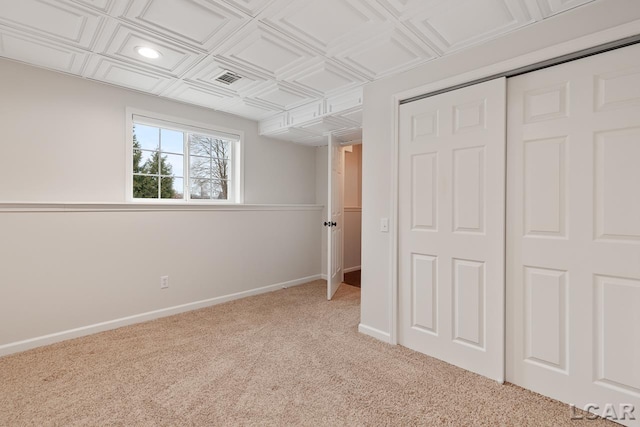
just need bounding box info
[129,113,241,203]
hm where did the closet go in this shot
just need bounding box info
[397,42,640,425]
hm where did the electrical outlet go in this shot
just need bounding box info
[160,276,169,289]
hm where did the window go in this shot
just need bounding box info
[128,111,243,203]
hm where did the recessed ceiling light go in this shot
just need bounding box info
[136,46,161,59]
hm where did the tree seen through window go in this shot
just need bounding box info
[132,126,179,199]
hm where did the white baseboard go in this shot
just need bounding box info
[358,323,391,343]
[320,274,328,281]
[343,266,361,273]
[0,274,322,358]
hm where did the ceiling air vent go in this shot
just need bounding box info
[215,70,242,85]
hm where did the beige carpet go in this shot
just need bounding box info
[0,281,611,426]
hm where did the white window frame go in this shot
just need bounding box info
[126,107,244,204]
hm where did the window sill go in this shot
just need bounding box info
[0,202,323,213]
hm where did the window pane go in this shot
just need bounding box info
[133,150,157,174]
[190,155,210,179]
[190,178,212,199]
[209,139,231,159]
[162,153,184,177]
[133,124,159,151]
[212,180,229,200]
[161,129,184,154]
[133,149,143,174]
[144,150,160,174]
[189,134,211,157]
[170,177,184,199]
[211,158,229,181]
[161,177,183,199]
[133,175,158,199]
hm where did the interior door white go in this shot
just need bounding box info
[327,134,344,300]
[506,43,640,426]
[398,78,506,382]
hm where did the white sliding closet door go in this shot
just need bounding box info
[506,43,640,426]
[398,78,506,382]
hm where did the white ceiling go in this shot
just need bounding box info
[0,0,595,144]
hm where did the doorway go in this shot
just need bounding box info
[342,143,362,288]
[319,138,363,297]
[320,135,363,299]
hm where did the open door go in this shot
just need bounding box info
[327,134,344,300]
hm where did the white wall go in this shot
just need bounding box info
[0,60,321,354]
[344,145,362,272]
[0,59,316,205]
[344,208,361,272]
[360,1,640,339]
[344,144,362,208]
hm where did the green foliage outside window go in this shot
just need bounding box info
[132,129,176,199]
